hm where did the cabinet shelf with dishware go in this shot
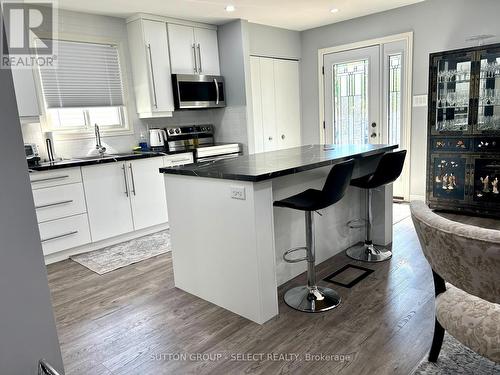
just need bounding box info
[427,42,500,217]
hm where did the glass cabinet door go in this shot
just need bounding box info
[476,47,500,132]
[432,53,473,133]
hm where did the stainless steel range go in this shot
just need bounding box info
[165,125,240,162]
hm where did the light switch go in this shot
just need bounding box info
[413,94,428,107]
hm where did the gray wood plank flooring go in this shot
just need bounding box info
[47,210,435,375]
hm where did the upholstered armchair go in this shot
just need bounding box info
[410,201,500,364]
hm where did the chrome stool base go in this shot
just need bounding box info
[284,286,341,313]
[346,242,392,262]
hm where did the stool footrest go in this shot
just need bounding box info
[347,219,366,229]
[283,246,308,263]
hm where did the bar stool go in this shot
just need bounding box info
[346,150,407,262]
[273,159,355,313]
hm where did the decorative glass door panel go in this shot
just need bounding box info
[434,54,473,133]
[473,157,500,203]
[477,47,500,132]
[333,60,369,144]
[323,45,380,145]
[430,155,468,202]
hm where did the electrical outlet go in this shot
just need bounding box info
[230,186,246,200]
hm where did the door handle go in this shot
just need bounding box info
[197,43,202,73]
[147,44,158,108]
[192,43,198,73]
[371,133,377,138]
[129,163,136,196]
[122,164,129,197]
[214,78,219,104]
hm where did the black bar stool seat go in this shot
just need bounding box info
[274,159,355,313]
[346,150,407,262]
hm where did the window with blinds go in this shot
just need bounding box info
[38,39,128,134]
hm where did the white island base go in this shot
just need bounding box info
[164,152,393,324]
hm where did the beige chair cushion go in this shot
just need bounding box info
[436,285,500,363]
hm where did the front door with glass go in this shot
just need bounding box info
[323,45,381,146]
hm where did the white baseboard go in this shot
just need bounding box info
[44,223,169,265]
[409,194,425,202]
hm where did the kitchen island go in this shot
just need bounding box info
[160,144,397,324]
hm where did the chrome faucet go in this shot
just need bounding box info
[94,124,106,156]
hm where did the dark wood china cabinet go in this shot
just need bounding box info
[427,43,500,217]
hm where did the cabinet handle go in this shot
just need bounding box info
[122,164,129,197]
[192,43,198,73]
[371,132,377,138]
[41,230,78,243]
[31,175,69,183]
[147,44,158,108]
[35,199,73,210]
[129,163,136,196]
[214,78,219,104]
[281,134,285,140]
[197,43,202,73]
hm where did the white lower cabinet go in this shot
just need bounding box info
[39,214,91,256]
[128,157,168,230]
[82,162,135,242]
[82,155,191,241]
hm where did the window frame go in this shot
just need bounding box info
[34,33,134,140]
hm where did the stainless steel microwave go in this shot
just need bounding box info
[172,74,225,109]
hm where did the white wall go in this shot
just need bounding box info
[248,22,301,60]
[0,67,64,374]
[300,0,500,198]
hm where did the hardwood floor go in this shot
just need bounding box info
[47,208,435,375]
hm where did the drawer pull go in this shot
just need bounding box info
[41,230,78,243]
[35,199,74,210]
[31,175,70,183]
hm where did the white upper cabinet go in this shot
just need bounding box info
[193,27,220,76]
[167,23,220,76]
[167,24,197,75]
[127,18,174,118]
[11,67,41,120]
[250,56,301,153]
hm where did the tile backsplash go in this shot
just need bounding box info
[20,107,249,160]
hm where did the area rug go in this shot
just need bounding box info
[413,333,500,374]
[71,230,171,275]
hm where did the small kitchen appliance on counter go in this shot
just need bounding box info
[165,124,240,162]
[25,143,40,167]
[149,129,167,152]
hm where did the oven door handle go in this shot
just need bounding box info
[214,78,219,105]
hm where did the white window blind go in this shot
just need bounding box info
[39,39,124,108]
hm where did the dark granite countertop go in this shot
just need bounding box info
[160,144,398,182]
[29,151,173,172]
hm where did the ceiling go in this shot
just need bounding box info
[57,0,425,31]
